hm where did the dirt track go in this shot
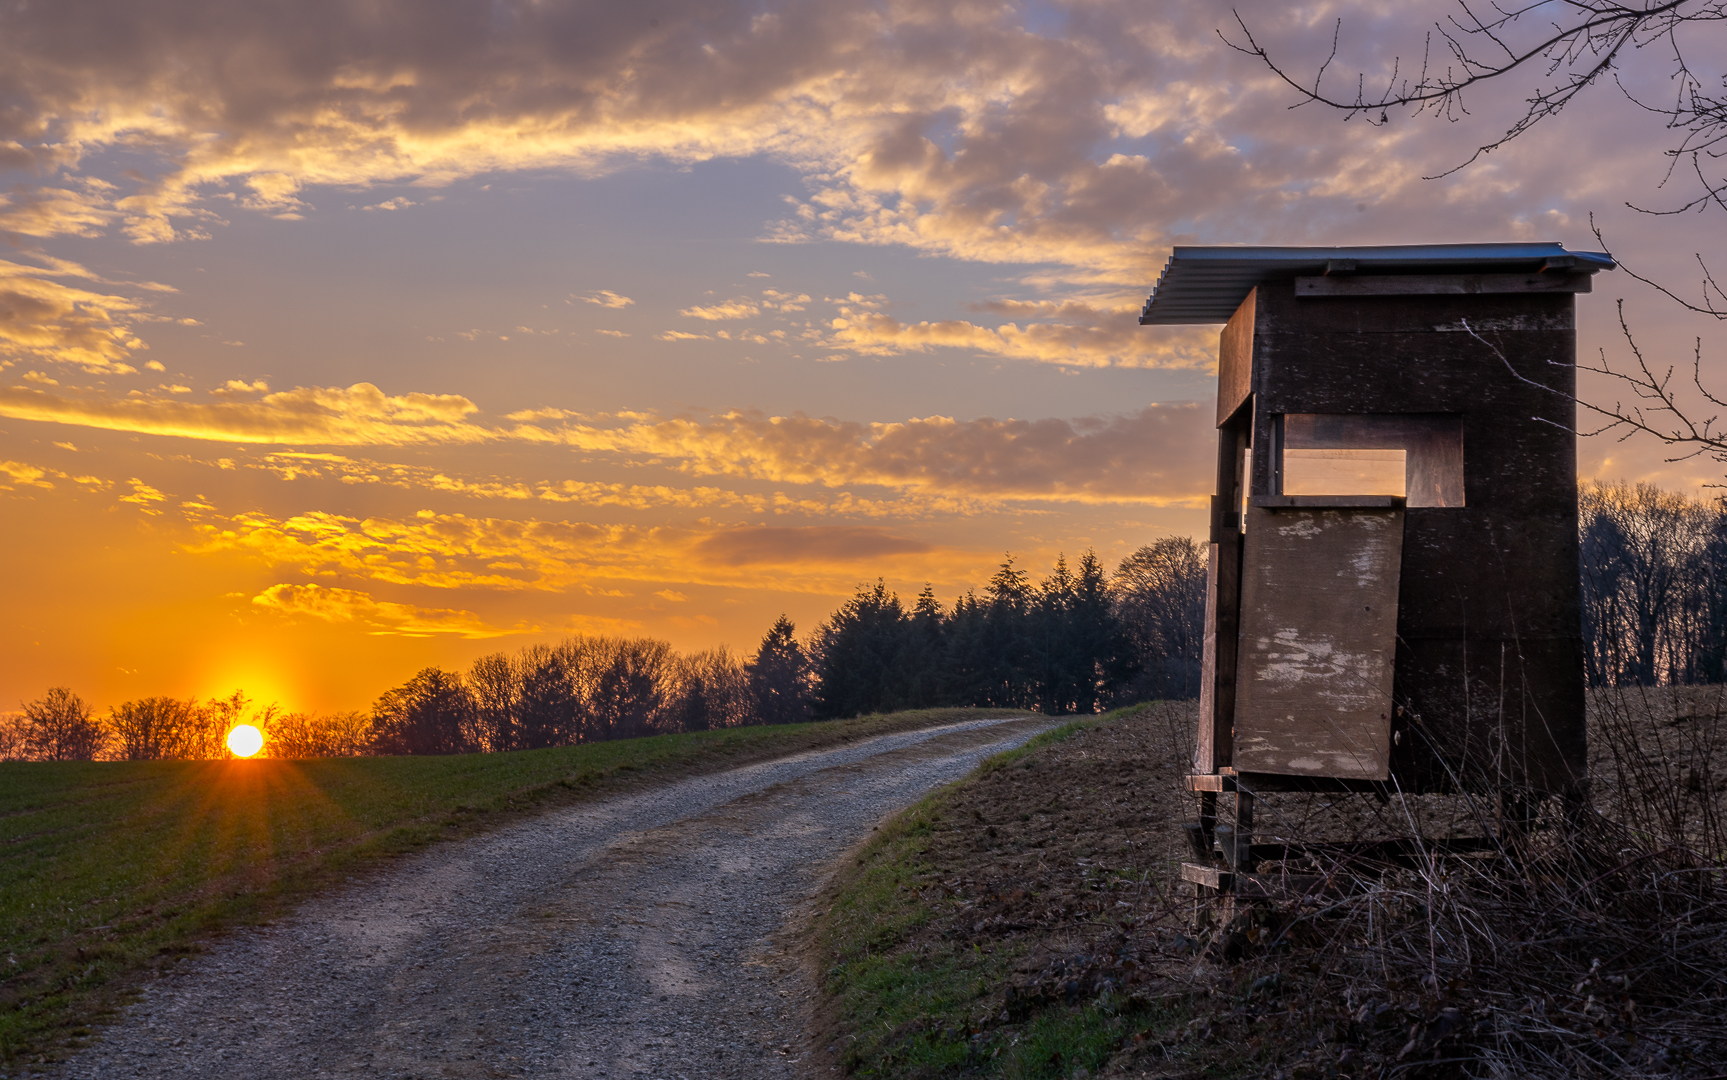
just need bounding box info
[57,716,1055,1080]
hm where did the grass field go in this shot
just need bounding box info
[0,708,1000,1066]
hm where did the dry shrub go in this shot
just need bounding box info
[1192,689,1727,1078]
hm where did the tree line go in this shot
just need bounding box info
[0,540,1208,760]
[16,481,1725,762]
[1581,480,1727,687]
[807,542,1206,719]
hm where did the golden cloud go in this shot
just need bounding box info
[0,459,54,490]
[578,290,634,308]
[192,506,975,596]
[251,583,534,639]
[549,404,1214,505]
[244,451,1005,518]
[0,257,147,371]
[825,307,1209,369]
[0,382,492,445]
[0,186,118,238]
[679,298,761,320]
[118,478,168,512]
[0,456,115,493]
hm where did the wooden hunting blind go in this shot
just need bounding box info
[1139,243,1614,893]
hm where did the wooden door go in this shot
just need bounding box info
[1233,505,1403,780]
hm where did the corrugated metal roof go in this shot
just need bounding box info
[1139,243,1616,325]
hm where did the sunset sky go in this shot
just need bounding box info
[3,0,1724,714]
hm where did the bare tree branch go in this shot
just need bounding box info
[1227,2,1727,203]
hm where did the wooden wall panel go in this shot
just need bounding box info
[1234,506,1403,780]
[1217,289,1255,427]
[1249,282,1586,791]
[1195,543,1220,774]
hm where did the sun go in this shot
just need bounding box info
[226,724,264,758]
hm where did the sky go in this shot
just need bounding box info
[2,0,1725,714]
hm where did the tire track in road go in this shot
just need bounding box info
[62,715,1056,1080]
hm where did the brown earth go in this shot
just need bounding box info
[811,698,1727,1079]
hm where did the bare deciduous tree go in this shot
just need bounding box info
[1112,538,1207,702]
[21,686,104,761]
[106,696,201,760]
[371,668,477,755]
[467,651,521,752]
[667,647,751,732]
[1226,1,1727,213]
[266,711,374,758]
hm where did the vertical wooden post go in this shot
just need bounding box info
[1203,423,1246,773]
[1233,788,1254,871]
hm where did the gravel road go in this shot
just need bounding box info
[58,715,1054,1080]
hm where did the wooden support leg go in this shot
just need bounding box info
[1199,790,1217,845]
[1233,789,1255,871]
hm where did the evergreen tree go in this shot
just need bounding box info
[749,615,809,724]
[1070,549,1126,713]
[1031,555,1081,714]
[811,580,910,718]
[940,589,991,707]
[982,554,1035,707]
[903,585,947,708]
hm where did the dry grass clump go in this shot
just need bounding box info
[1176,689,1727,1079]
[813,695,1727,1078]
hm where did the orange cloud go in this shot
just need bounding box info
[0,460,54,490]
[0,382,492,445]
[825,306,1208,369]
[550,404,1214,505]
[250,583,535,639]
[190,505,974,596]
[243,451,999,517]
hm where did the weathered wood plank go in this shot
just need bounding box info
[1251,495,1404,509]
[1179,864,1340,899]
[1217,289,1254,427]
[1294,272,1592,297]
[1233,506,1403,780]
[1196,542,1220,774]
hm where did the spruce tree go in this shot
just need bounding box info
[749,615,809,724]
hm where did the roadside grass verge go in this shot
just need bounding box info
[0,707,1003,1066]
[819,691,1727,1079]
[814,706,1206,1079]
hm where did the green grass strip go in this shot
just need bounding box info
[818,708,1197,1079]
[0,708,998,1065]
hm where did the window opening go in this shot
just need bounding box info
[1278,414,1464,507]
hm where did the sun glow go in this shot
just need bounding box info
[226,724,264,758]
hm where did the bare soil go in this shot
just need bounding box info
[814,697,1727,1079]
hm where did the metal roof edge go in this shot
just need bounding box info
[1138,243,1616,325]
